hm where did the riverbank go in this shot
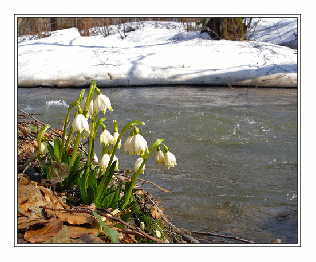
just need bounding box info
[17,109,186,244]
[17,19,297,88]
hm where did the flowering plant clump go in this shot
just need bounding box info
[36,80,177,241]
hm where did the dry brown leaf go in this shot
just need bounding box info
[67,226,99,239]
[19,186,48,218]
[39,186,68,209]
[151,205,162,219]
[24,217,63,243]
[18,217,47,231]
[18,142,37,160]
[44,208,97,226]
[57,212,96,225]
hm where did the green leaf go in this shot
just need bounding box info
[54,138,61,161]
[46,141,55,160]
[93,211,119,243]
[95,160,117,208]
[62,153,83,190]
[22,147,39,171]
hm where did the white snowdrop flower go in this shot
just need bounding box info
[140,222,145,231]
[72,114,89,133]
[88,100,94,117]
[83,122,92,138]
[112,155,119,170]
[80,98,93,118]
[124,135,134,154]
[155,230,161,238]
[100,154,118,171]
[113,131,121,148]
[130,134,148,155]
[100,154,110,171]
[86,100,94,118]
[93,153,98,163]
[40,142,48,154]
[135,158,145,174]
[155,149,165,164]
[94,94,112,114]
[100,129,115,145]
[164,151,177,169]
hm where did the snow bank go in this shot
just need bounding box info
[248,18,298,49]
[18,20,297,88]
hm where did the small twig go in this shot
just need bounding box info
[192,231,255,244]
[137,178,171,193]
[18,109,62,138]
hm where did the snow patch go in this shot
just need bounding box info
[18,19,298,88]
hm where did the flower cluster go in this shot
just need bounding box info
[36,80,178,236]
[155,145,177,169]
[70,88,177,174]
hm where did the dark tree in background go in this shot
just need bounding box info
[50,18,58,31]
[202,17,252,40]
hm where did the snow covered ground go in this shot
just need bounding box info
[17,18,298,88]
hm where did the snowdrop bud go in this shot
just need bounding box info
[100,129,115,145]
[113,132,121,148]
[155,147,165,164]
[72,114,89,133]
[100,154,110,171]
[40,142,48,154]
[140,222,145,231]
[80,98,93,118]
[164,151,177,169]
[83,122,92,138]
[82,99,94,119]
[112,155,119,170]
[155,230,161,238]
[93,153,98,163]
[94,94,112,114]
[135,158,145,174]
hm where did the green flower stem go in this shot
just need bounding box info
[83,81,95,116]
[63,90,84,152]
[64,126,74,151]
[85,115,98,174]
[37,125,50,153]
[64,102,82,152]
[95,120,144,206]
[113,120,118,132]
[121,138,164,210]
[69,131,82,167]
[61,101,78,150]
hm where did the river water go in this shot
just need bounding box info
[18,87,298,244]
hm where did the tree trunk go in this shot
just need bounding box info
[204,18,247,40]
[51,18,58,31]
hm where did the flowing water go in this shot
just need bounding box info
[18,87,298,243]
